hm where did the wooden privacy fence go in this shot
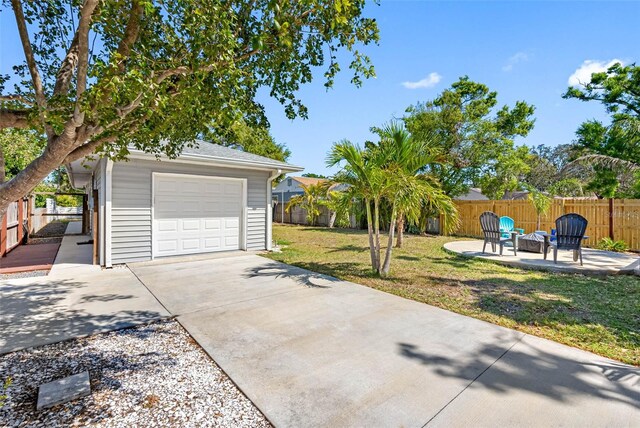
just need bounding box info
[1,198,28,257]
[452,198,640,251]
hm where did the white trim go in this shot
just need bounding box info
[151,172,248,259]
[266,169,283,251]
[105,160,114,268]
[129,151,303,172]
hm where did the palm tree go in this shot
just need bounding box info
[564,154,639,173]
[527,188,552,230]
[328,127,459,277]
[371,121,459,276]
[327,140,386,272]
[372,120,457,249]
[285,183,328,226]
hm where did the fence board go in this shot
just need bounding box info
[452,198,640,251]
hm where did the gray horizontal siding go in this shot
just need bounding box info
[111,158,270,264]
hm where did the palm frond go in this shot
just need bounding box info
[563,154,639,175]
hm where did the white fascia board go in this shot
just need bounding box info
[127,151,304,173]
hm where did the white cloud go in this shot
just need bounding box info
[402,72,442,89]
[502,52,530,72]
[568,59,624,86]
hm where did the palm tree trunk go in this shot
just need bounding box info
[395,213,404,248]
[328,210,336,228]
[373,198,381,272]
[381,207,397,277]
[536,215,541,231]
[365,199,377,271]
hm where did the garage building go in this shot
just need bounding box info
[66,141,302,267]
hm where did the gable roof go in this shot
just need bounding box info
[177,141,302,171]
[281,176,348,192]
[292,176,328,186]
[67,140,303,188]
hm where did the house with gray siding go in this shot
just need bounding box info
[66,141,302,267]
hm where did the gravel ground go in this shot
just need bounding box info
[0,320,271,427]
[30,221,69,238]
[26,237,62,245]
[0,270,49,281]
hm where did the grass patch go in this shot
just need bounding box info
[266,225,640,365]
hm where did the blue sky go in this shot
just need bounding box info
[2,1,638,176]
[258,1,640,175]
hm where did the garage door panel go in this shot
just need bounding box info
[157,240,178,254]
[157,220,178,232]
[153,174,244,257]
[181,219,200,231]
[204,238,222,249]
[204,219,222,230]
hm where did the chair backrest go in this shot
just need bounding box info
[555,213,588,250]
[480,212,501,243]
[499,216,514,232]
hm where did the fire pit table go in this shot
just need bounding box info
[517,233,549,254]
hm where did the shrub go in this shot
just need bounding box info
[597,237,629,252]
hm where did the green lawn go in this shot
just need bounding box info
[266,225,640,366]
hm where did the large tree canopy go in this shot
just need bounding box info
[0,0,379,212]
[563,62,640,198]
[404,77,536,198]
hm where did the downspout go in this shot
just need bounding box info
[104,160,114,268]
[266,169,282,251]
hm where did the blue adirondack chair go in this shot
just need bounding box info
[499,216,524,239]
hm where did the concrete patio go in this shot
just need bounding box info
[444,240,640,275]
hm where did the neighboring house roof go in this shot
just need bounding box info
[292,176,327,187]
[454,188,489,201]
[502,191,530,200]
[283,176,348,192]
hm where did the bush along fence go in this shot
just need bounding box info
[450,198,640,251]
[273,203,358,228]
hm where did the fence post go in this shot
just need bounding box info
[609,198,614,240]
[27,195,33,237]
[0,214,6,257]
[82,194,89,234]
[17,198,24,243]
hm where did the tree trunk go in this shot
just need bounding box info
[536,215,541,231]
[395,214,404,248]
[0,132,78,219]
[328,210,336,228]
[374,203,381,272]
[381,207,397,277]
[365,199,377,271]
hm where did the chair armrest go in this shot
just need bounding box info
[514,228,525,234]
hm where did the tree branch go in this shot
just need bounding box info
[53,32,79,96]
[63,135,116,164]
[0,95,33,106]
[11,0,47,120]
[73,0,100,122]
[116,0,144,73]
[0,109,30,129]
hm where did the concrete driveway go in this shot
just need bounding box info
[0,234,169,355]
[130,254,640,427]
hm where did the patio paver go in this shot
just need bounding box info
[444,240,639,275]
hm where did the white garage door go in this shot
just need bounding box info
[153,173,244,257]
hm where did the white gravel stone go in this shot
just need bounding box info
[0,320,271,427]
